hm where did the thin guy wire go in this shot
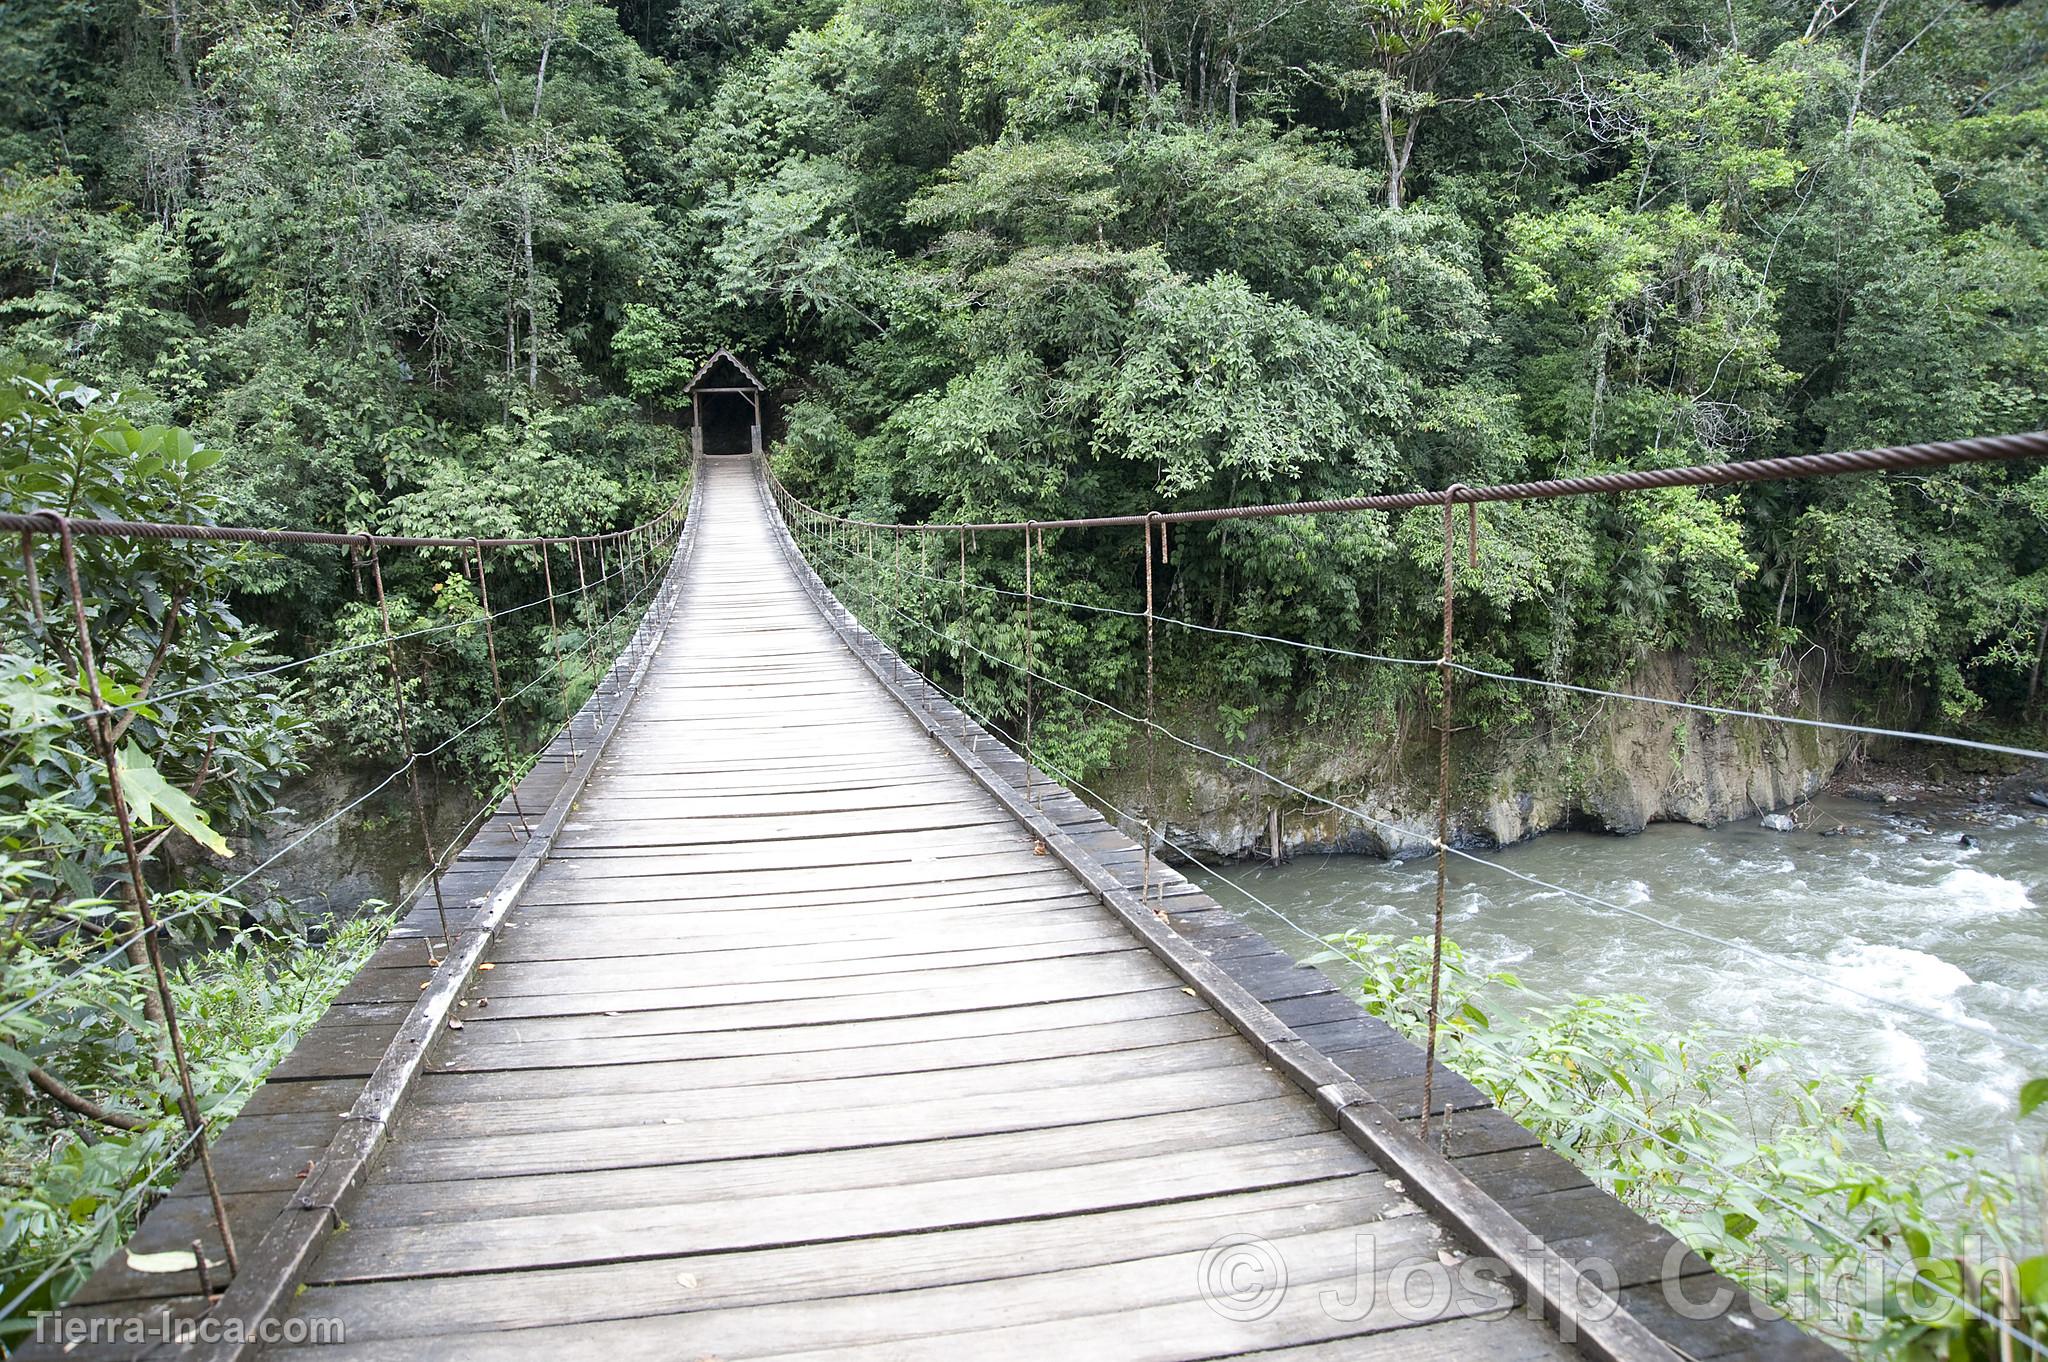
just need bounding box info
[856,551,2048,765]
[811,533,2048,1064]
[1,556,674,1027]
[806,537,2043,1358]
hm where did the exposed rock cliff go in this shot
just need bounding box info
[1091,653,1853,860]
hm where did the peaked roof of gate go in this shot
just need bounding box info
[686,348,765,392]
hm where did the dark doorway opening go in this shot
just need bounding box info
[687,349,768,458]
[699,391,756,456]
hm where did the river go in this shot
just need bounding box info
[1191,793,2048,1159]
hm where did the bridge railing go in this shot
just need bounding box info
[0,485,691,1332]
[765,430,2048,1357]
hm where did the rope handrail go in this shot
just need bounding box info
[770,428,2048,532]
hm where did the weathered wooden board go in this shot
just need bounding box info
[282,1180,1383,1344]
[350,1096,1332,1228]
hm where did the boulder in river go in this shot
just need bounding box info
[1760,813,1799,832]
[2027,789,2048,810]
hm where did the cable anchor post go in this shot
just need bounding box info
[470,539,532,840]
[1421,484,1469,1138]
[1142,513,1159,905]
[52,516,239,1278]
[365,540,454,961]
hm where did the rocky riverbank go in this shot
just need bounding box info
[1089,652,2042,862]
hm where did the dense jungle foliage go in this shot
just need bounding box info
[0,0,2044,1351]
[1,0,2044,760]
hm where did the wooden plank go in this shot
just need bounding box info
[379,1066,1306,1182]
[274,1215,1471,1361]
[283,1180,1384,1344]
[400,1033,1256,1140]
[351,1096,1333,1228]
[315,1134,1379,1280]
[429,949,1167,1032]
[465,917,1135,995]
[410,1010,1232,1115]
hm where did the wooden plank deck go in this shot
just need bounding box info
[250,457,1577,1359]
[17,454,1837,1361]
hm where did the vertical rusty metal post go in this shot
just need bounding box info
[1142,514,1158,903]
[572,538,603,720]
[470,540,532,840]
[50,519,239,1275]
[958,528,968,694]
[598,538,617,662]
[1421,487,1467,1140]
[540,544,577,765]
[19,531,48,639]
[366,544,454,958]
[1023,522,1036,807]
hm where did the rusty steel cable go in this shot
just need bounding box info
[0,493,687,549]
[769,428,2048,533]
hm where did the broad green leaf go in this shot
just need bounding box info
[117,744,233,858]
[2019,1076,2048,1119]
[2019,1255,2048,1309]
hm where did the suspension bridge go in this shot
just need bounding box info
[12,432,2048,1361]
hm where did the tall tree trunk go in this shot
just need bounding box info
[166,0,194,92]
[2030,615,2045,703]
[533,32,555,118]
[1380,89,1402,208]
[522,193,539,389]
